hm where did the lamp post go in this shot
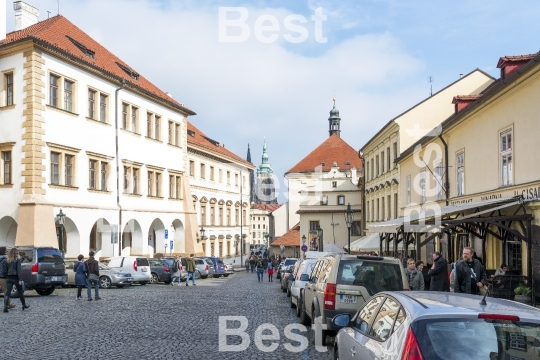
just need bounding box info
[55,209,66,258]
[344,203,354,254]
[200,227,206,242]
[263,232,269,248]
[316,225,323,252]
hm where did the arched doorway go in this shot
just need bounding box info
[171,219,185,254]
[89,218,110,259]
[122,219,143,256]
[0,216,17,247]
[61,217,80,258]
[148,218,165,256]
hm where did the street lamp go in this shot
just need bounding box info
[263,232,269,248]
[55,209,66,258]
[344,203,354,254]
[316,225,323,252]
[199,226,206,243]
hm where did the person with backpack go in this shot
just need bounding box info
[85,251,101,301]
[170,257,182,286]
[267,260,274,282]
[256,256,264,282]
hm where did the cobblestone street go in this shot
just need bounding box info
[1,270,332,359]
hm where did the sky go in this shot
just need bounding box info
[5,0,540,202]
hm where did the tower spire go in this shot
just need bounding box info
[328,97,341,138]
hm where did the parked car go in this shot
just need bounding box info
[148,258,172,284]
[105,256,152,285]
[224,263,234,276]
[285,260,303,297]
[194,257,213,279]
[276,261,284,280]
[12,247,67,296]
[290,259,318,313]
[280,265,295,292]
[332,291,540,360]
[301,254,408,345]
[200,256,225,277]
[64,259,133,288]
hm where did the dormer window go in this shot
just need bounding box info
[67,36,95,59]
[187,129,195,137]
[116,62,139,80]
[320,162,325,166]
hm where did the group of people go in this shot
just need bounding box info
[73,251,101,300]
[247,255,280,282]
[170,254,197,286]
[0,246,30,312]
[405,247,488,295]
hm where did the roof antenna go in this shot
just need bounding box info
[459,73,463,78]
[47,11,50,18]
[57,0,60,15]
[429,76,433,96]
[479,283,492,306]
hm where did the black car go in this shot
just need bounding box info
[13,247,67,296]
[148,258,172,284]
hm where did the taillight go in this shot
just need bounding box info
[401,328,424,360]
[164,266,170,273]
[323,283,336,310]
[205,264,208,270]
[133,260,137,271]
[479,314,520,321]
[31,263,39,274]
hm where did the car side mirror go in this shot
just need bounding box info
[300,274,309,281]
[332,314,351,328]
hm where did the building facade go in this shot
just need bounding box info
[187,122,255,259]
[250,203,281,246]
[0,8,200,258]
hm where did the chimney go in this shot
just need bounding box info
[1,0,6,41]
[452,95,480,114]
[14,1,38,31]
[497,54,536,80]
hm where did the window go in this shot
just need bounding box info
[168,121,173,144]
[387,195,391,220]
[227,171,231,185]
[258,224,260,229]
[406,176,411,205]
[148,171,153,196]
[189,161,195,176]
[370,298,402,342]
[155,116,160,141]
[371,200,374,221]
[2,151,11,184]
[332,181,337,188]
[353,296,385,335]
[321,195,328,205]
[175,124,180,146]
[89,160,97,189]
[123,166,129,192]
[387,146,390,171]
[155,173,160,197]
[51,152,60,185]
[436,163,443,201]
[219,207,223,226]
[253,224,255,229]
[381,151,384,173]
[420,170,425,204]
[501,130,512,186]
[351,221,361,236]
[100,162,107,191]
[147,113,152,138]
[376,155,379,176]
[175,176,181,199]
[243,209,246,224]
[64,80,73,112]
[200,163,206,179]
[99,94,107,122]
[49,74,59,107]
[122,103,128,129]
[457,152,464,196]
[337,195,345,205]
[235,209,239,225]
[227,208,231,226]
[235,173,239,186]
[376,198,379,220]
[382,197,385,220]
[394,193,398,219]
[210,166,215,181]
[65,155,73,186]
[201,206,206,226]
[371,158,374,179]
[5,72,14,106]
[131,106,138,132]
[169,175,174,198]
[366,162,370,181]
[133,168,138,194]
[88,89,96,119]
[210,206,215,225]
[393,142,398,168]
[218,169,223,183]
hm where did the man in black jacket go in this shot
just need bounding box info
[428,252,449,291]
[455,247,486,294]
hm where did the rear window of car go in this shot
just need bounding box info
[413,318,540,359]
[162,260,173,266]
[37,248,63,263]
[136,258,149,266]
[336,260,403,291]
[18,249,34,263]
[284,259,297,266]
[205,259,213,266]
[195,260,204,265]
[217,259,224,264]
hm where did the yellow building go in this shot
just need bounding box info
[370,52,540,304]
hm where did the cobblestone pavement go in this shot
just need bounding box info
[0,270,333,359]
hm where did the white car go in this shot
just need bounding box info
[289,259,317,316]
[104,256,152,285]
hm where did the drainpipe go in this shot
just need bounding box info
[115,79,126,257]
[438,134,450,206]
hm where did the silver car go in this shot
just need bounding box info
[194,258,214,279]
[65,259,133,289]
[332,291,540,360]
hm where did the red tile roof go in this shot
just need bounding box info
[187,122,254,168]
[286,134,362,174]
[270,223,300,247]
[0,15,194,115]
[250,203,283,212]
[497,53,537,68]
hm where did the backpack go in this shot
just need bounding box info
[171,259,179,272]
[256,260,263,268]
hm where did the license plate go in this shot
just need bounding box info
[141,268,147,272]
[127,278,133,282]
[340,295,357,304]
[51,276,62,281]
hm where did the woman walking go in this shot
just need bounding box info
[3,248,29,312]
[73,255,87,300]
[0,247,16,310]
[267,261,274,282]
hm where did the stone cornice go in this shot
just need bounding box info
[85,150,114,161]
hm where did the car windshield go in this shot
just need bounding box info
[37,248,63,263]
[336,260,403,291]
[99,262,110,270]
[413,318,540,359]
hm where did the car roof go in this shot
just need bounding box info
[385,291,540,321]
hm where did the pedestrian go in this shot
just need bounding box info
[427,252,449,292]
[73,254,87,300]
[185,254,196,286]
[267,260,274,282]
[85,251,101,301]
[244,258,250,271]
[454,247,487,295]
[3,248,29,312]
[406,259,424,291]
[449,263,456,292]
[250,256,256,273]
[256,256,264,282]
[0,246,16,310]
[262,257,269,274]
[494,263,507,277]
[170,256,182,286]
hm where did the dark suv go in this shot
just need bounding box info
[15,247,67,296]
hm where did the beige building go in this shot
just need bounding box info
[250,203,282,246]
[370,52,540,304]
[362,69,495,238]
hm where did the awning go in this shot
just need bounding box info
[345,233,381,252]
[323,243,345,253]
[368,197,521,233]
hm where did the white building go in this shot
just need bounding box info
[250,203,282,245]
[186,122,255,261]
[0,4,201,258]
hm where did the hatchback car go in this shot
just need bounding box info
[290,259,317,313]
[301,254,408,345]
[332,291,540,360]
[105,256,152,285]
[224,263,234,276]
[65,259,133,289]
[148,258,172,284]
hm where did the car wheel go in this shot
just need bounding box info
[150,273,159,284]
[139,282,147,286]
[282,283,287,293]
[116,285,124,288]
[223,274,229,277]
[290,295,296,309]
[311,306,327,346]
[296,297,302,317]
[35,287,55,296]
[201,275,208,279]
[99,276,112,289]
[164,281,171,285]
[195,271,201,279]
[298,297,310,325]
[334,346,339,360]
[287,287,291,297]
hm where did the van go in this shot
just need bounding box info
[105,256,152,285]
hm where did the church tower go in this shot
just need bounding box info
[328,97,341,137]
[255,139,277,204]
